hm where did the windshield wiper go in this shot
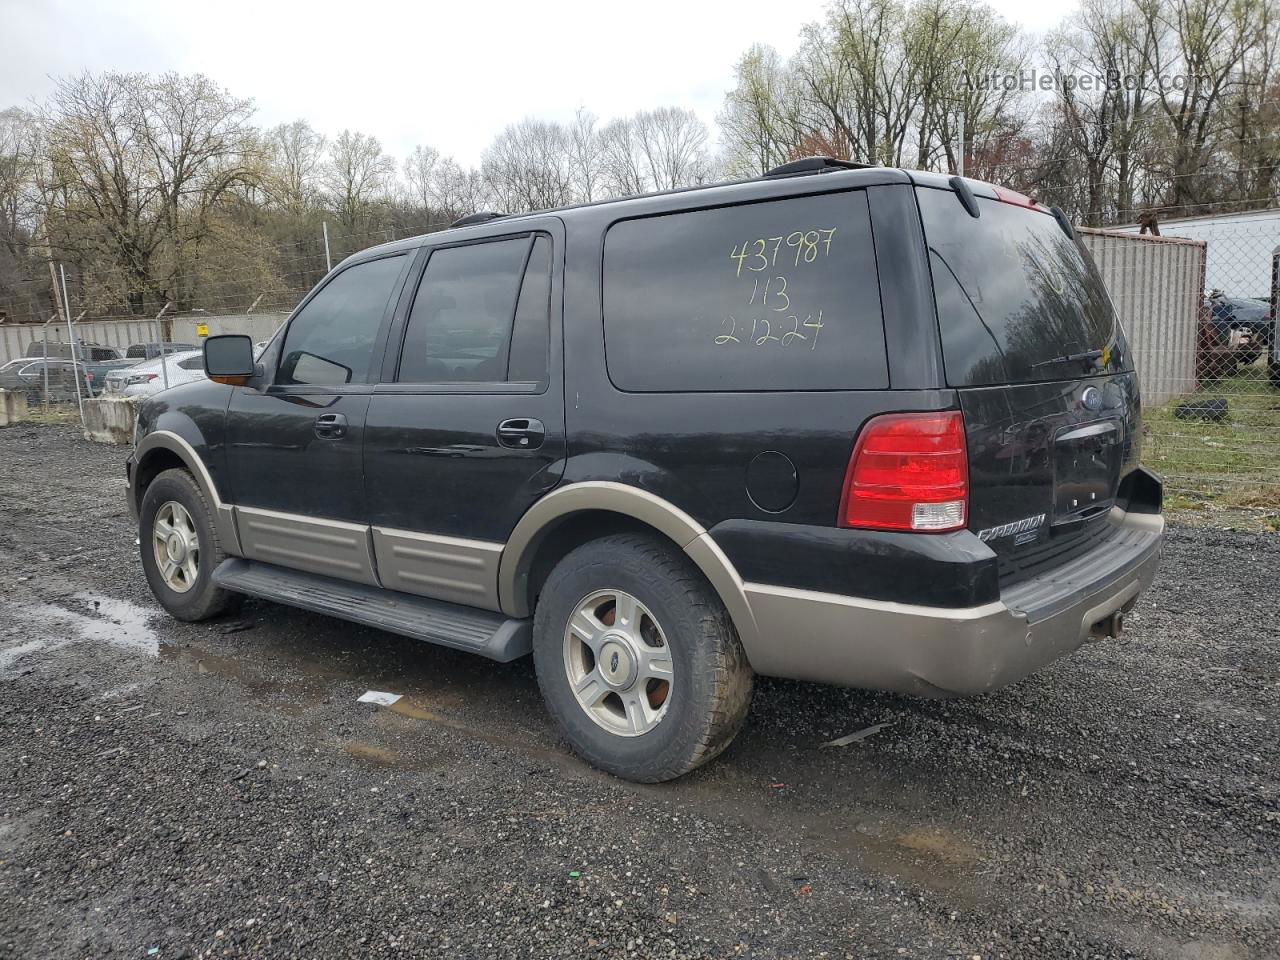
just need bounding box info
[1031,348,1104,369]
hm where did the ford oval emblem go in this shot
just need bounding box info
[1081,386,1103,411]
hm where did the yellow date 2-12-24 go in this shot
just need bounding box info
[714,311,824,350]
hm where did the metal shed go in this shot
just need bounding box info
[1079,228,1205,409]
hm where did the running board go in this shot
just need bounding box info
[212,558,531,662]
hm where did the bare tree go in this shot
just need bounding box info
[481,118,574,212]
[567,108,602,202]
[265,119,326,211]
[0,108,40,258]
[598,117,651,197]
[135,73,259,307]
[1135,0,1265,210]
[403,143,440,213]
[39,71,257,314]
[0,108,46,319]
[633,107,711,189]
[719,44,799,175]
[323,129,394,233]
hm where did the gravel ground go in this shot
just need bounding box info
[0,423,1277,960]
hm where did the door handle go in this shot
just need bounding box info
[314,412,348,439]
[496,417,545,449]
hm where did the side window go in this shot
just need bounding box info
[398,237,534,384]
[176,356,204,371]
[603,191,887,391]
[279,254,405,385]
[508,235,552,384]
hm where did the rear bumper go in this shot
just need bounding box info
[741,508,1163,697]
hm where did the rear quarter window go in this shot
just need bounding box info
[916,186,1129,386]
[603,191,887,392]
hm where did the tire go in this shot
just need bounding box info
[532,533,753,782]
[139,468,242,622]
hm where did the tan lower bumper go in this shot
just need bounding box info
[741,517,1163,697]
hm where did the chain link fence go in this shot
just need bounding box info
[1096,212,1280,509]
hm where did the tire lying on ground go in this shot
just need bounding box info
[532,532,753,783]
[1173,396,1229,422]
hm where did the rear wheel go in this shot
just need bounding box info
[532,533,753,782]
[139,468,242,622]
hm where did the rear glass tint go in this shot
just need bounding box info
[916,187,1129,386]
[603,191,887,392]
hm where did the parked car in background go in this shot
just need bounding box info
[83,357,140,395]
[125,342,199,360]
[1203,292,1274,375]
[22,340,122,362]
[104,350,205,396]
[0,357,35,384]
[0,358,87,401]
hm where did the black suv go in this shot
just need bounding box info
[127,158,1164,782]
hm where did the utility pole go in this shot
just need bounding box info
[957,110,965,179]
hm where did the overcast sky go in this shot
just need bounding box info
[1,0,1069,166]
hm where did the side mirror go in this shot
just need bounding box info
[204,335,255,385]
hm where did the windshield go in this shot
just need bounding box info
[916,186,1130,386]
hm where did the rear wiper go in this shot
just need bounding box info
[1031,349,1104,369]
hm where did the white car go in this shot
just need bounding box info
[104,350,206,396]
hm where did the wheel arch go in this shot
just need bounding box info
[498,482,760,654]
[133,430,242,556]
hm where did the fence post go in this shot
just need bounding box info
[323,221,332,273]
[155,302,173,389]
[41,315,52,413]
[60,265,85,427]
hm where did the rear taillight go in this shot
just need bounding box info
[838,411,968,532]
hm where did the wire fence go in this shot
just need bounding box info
[1100,212,1280,508]
[1081,218,1278,506]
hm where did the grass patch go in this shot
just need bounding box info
[1145,365,1280,507]
[18,406,82,426]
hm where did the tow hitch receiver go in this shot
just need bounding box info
[1090,610,1125,640]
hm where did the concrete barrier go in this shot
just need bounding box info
[0,389,28,426]
[82,395,139,444]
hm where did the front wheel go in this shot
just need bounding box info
[139,468,242,622]
[532,533,753,782]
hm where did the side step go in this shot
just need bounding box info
[212,558,531,662]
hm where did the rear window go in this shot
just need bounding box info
[603,191,887,392]
[916,187,1129,386]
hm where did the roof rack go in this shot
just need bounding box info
[762,156,874,179]
[451,211,507,228]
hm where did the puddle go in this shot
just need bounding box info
[343,742,404,766]
[895,827,982,864]
[387,696,451,723]
[0,638,56,672]
[0,592,160,672]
